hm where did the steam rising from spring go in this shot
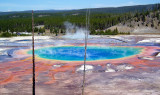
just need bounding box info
[63,21,91,39]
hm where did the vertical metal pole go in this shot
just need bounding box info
[32,10,35,95]
[82,9,89,95]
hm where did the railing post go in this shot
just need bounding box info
[32,10,35,95]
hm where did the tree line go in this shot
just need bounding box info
[0,4,159,36]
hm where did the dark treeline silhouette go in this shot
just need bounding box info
[0,3,159,36]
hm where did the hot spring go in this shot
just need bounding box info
[28,46,143,61]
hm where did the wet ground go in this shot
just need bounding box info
[0,35,160,95]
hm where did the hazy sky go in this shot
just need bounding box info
[0,0,159,12]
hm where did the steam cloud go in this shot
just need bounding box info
[63,21,90,39]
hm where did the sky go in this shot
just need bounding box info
[0,0,160,12]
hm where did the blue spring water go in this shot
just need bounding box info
[28,46,143,61]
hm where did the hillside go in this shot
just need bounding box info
[108,7,160,34]
[0,4,157,16]
[0,10,71,16]
[0,3,160,36]
[82,4,156,13]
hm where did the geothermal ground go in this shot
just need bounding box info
[0,35,160,95]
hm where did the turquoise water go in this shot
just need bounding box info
[28,46,143,61]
